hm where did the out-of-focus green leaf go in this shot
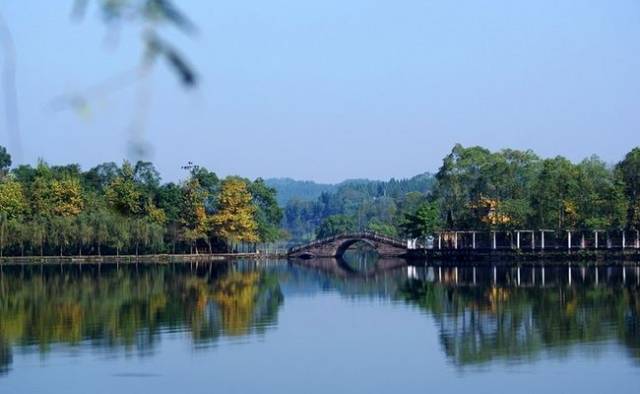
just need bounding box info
[146,0,196,33]
[145,33,197,87]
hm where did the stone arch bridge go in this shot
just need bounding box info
[288,232,408,259]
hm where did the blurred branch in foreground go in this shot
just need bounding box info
[52,0,199,159]
[0,11,22,163]
[71,0,198,88]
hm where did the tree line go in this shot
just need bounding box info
[281,145,640,241]
[2,144,639,254]
[281,174,435,241]
[0,146,282,256]
[427,144,639,236]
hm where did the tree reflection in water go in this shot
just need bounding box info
[280,260,640,368]
[0,262,284,374]
[397,265,640,366]
[1,261,639,375]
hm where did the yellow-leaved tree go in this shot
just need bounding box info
[210,178,258,245]
[50,178,84,217]
[0,179,28,256]
[0,179,28,219]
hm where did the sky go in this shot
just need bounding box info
[1,0,639,184]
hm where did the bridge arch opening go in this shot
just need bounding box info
[337,240,380,272]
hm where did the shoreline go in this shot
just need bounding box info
[0,252,288,266]
[405,248,640,263]
[1,248,639,266]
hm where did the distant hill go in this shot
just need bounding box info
[265,178,337,206]
[266,174,435,207]
[269,173,436,242]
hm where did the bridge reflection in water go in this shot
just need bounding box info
[1,259,639,377]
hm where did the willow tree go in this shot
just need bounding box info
[210,178,258,249]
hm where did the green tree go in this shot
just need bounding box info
[401,202,442,238]
[105,162,142,216]
[83,162,119,192]
[575,156,626,230]
[249,178,283,242]
[25,161,84,218]
[74,214,94,255]
[186,165,220,215]
[28,217,47,256]
[49,216,74,256]
[616,147,640,230]
[435,144,494,228]
[434,145,541,230]
[366,218,398,237]
[90,209,111,255]
[316,215,355,239]
[0,146,11,178]
[530,157,579,230]
[29,165,53,217]
[109,217,130,255]
[0,215,12,256]
[157,183,183,252]
[179,178,210,253]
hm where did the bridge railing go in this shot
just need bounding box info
[288,231,407,254]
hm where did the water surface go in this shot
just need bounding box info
[1,259,639,393]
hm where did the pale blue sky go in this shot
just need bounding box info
[1,1,639,183]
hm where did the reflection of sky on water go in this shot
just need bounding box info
[0,259,639,393]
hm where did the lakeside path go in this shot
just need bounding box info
[1,250,639,266]
[0,253,288,266]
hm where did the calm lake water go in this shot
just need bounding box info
[1,257,639,393]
